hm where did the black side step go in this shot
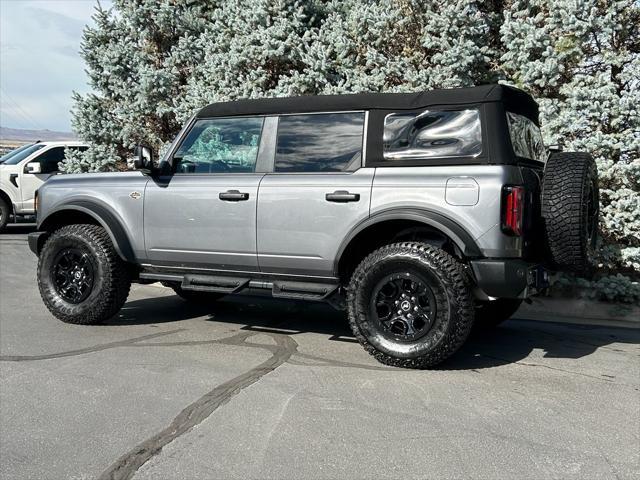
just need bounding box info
[272,281,338,301]
[182,274,250,294]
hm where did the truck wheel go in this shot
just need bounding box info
[347,242,474,368]
[163,282,224,304]
[37,224,131,324]
[542,152,599,274]
[474,298,523,329]
[0,197,9,232]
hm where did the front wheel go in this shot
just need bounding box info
[0,197,9,232]
[37,224,131,324]
[347,242,475,369]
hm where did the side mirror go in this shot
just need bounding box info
[133,144,154,172]
[25,162,42,174]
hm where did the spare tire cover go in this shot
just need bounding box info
[541,152,599,274]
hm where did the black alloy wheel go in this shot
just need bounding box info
[51,247,95,304]
[371,273,437,342]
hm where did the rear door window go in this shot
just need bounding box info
[274,113,365,172]
[383,109,482,161]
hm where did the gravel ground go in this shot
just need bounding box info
[1,224,639,480]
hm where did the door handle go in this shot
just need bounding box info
[326,190,360,203]
[219,190,249,201]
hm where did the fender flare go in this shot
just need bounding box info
[38,200,136,263]
[333,208,482,276]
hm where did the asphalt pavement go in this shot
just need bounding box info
[1,224,639,480]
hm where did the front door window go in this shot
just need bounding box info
[173,117,264,174]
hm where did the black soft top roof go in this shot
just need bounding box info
[196,84,539,124]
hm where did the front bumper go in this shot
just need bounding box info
[470,259,548,299]
[27,231,46,256]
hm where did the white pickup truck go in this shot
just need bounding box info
[0,141,88,231]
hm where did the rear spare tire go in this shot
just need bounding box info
[541,152,599,274]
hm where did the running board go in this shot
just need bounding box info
[272,281,337,301]
[138,270,340,303]
[182,274,250,294]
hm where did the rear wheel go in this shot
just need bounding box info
[474,298,523,329]
[347,242,474,369]
[0,197,9,232]
[37,224,131,324]
[163,282,224,304]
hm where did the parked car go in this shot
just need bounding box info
[0,141,88,231]
[27,85,598,368]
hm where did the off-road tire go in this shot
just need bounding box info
[347,242,475,369]
[542,152,599,274]
[163,282,224,304]
[0,197,9,232]
[474,298,523,329]
[37,224,131,324]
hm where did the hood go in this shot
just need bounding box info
[0,163,20,174]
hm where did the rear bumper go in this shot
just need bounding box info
[28,231,46,256]
[470,259,548,298]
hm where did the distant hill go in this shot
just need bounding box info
[0,126,77,143]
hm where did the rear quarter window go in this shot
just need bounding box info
[506,112,546,163]
[383,109,482,161]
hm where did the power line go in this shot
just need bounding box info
[0,87,45,130]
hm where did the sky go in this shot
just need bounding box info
[0,0,112,132]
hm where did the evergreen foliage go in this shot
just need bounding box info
[64,0,639,299]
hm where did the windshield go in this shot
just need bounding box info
[1,143,36,163]
[1,143,46,165]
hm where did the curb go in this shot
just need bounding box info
[515,297,640,329]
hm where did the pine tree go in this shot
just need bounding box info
[500,0,640,277]
[65,0,221,172]
[65,0,639,297]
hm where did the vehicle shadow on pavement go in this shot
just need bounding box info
[111,294,640,370]
[441,320,640,370]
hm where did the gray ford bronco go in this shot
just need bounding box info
[28,85,599,368]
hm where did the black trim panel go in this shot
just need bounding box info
[39,202,136,263]
[142,263,339,284]
[471,258,532,298]
[334,207,483,276]
[27,231,45,255]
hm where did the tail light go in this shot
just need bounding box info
[502,185,525,236]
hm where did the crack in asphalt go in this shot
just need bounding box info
[289,352,396,371]
[97,330,298,480]
[0,330,185,362]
